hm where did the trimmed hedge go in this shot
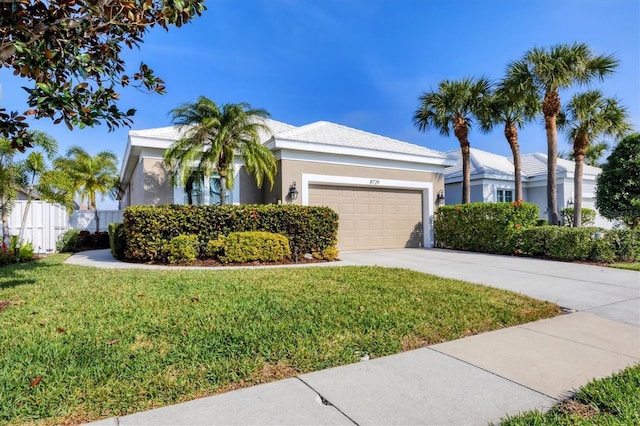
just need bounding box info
[123,204,338,262]
[218,232,291,263]
[434,202,539,254]
[517,227,639,263]
[165,234,199,264]
[109,223,126,260]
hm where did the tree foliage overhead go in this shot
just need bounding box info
[0,0,206,150]
[596,133,640,229]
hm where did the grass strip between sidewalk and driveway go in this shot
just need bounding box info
[501,363,640,425]
[1,254,560,425]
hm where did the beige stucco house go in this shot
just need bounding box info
[118,119,453,250]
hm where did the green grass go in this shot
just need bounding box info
[609,262,640,271]
[501,363,640,425]
[0,255,560,425]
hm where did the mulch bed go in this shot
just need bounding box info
[123,257,337,268]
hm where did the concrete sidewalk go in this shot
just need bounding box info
[77,249,639,425]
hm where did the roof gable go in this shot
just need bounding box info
[274,121,445,159]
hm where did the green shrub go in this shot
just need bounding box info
[561,207,596,227]
[123,204,338,262]
[604,229,640,262]
[218,231,291,264]
[164,234,199,265]
[516,226,632,263]
[434,202,539,254]
[204,236,226,259]
[109,223,126,260]
[17,241,34,262]
[57,229,80,253]
[313,246,339,261]
[77,231,110,250]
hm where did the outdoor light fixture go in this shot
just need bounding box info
[435,190,445,206]
[567,197,574,208]
[288,181,299,201]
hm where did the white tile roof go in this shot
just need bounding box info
[521,153,602,177]
[445,148,520,178]
[445,148,602,179]
[274,121,446,159]
[129,118,297,144]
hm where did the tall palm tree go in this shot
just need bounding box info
[479,78,539,202]
[17,131,58,245]
[55,146,119,233]
[558,90,630,227]
[413,77,492,204]
[163,97,276,206]
[507,42,618,225]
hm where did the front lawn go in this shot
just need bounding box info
[610,262,640,271]
[0,255,560,425]
[501,363,640,425]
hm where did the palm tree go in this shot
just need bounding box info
[413,77,492,204]
[479,78,539,202]
[0,139,26,246]
[558,90,630,227]
[559,141,609,167]
[55,146,119,233]
[507,42,618,225]
[163,97,276,206]
[17,131,58,245]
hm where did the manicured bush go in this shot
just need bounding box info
[434,202,539,254]
[204,235,225,259]
[57,229,80,252]
[123,204,338,262]
[560,207,596,227]
[603,229,640,262]
[109,223,126,260]
[77,231,110,250]
[218,231,291,264]
[516,226,638,263]
[313,246,340,261]
[165,234,199,265]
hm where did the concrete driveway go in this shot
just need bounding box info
[339,248,640,327]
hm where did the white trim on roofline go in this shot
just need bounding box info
[276,149,447,174]
[267,139,453,167]
[300,173,435,248]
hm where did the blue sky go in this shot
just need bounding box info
[1,0,638,209]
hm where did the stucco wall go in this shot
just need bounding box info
[274,159,444,207]
[238,166,266,204]
[142,158,173,205]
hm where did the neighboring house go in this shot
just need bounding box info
[118,119,454,250]
[444,148,613,228]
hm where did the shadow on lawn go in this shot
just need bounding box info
[0,257,56,290]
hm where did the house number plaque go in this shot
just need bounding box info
[369,179,380,185]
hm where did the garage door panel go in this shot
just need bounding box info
[309,184,423,251]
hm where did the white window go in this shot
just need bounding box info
[497,189,514,203]
[183,173,230,205]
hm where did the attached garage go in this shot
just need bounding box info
[308,184,423,251]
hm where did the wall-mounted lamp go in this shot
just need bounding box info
[288,181,299,201]
[435,190,445,206]
[567,197,574,208]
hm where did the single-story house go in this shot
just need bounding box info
[118,119,454,250]
[444,148,613,228]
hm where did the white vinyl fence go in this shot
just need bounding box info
[7,200,123,254]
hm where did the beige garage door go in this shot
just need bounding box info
[309,184,423,251]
